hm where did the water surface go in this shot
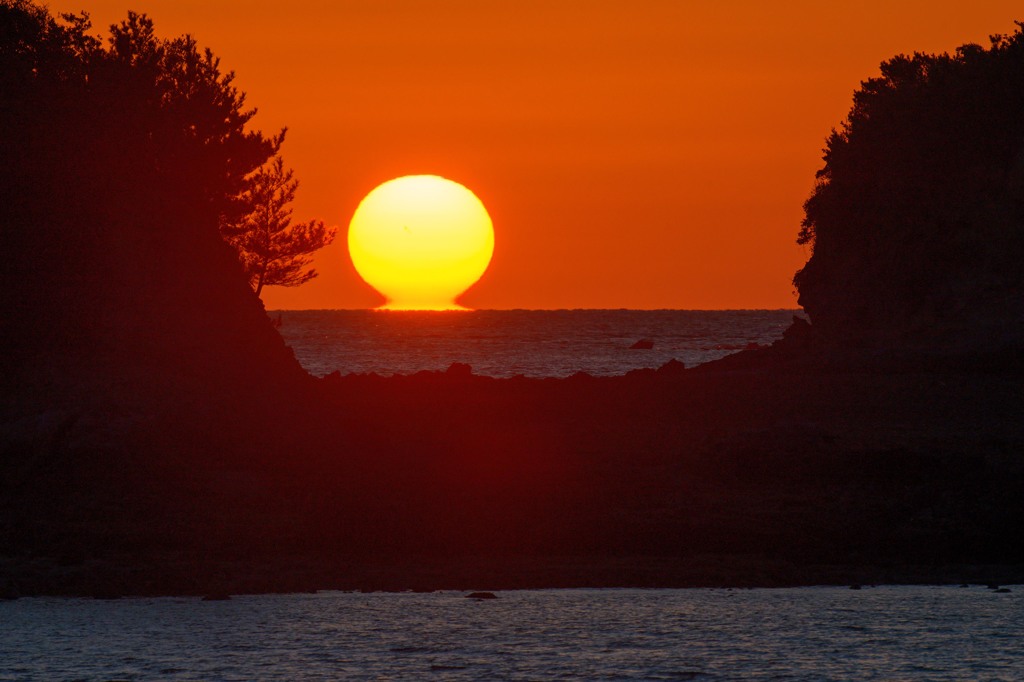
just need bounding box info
[273,309,800,377]
[2,586,1020,680]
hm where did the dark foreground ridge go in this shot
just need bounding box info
[1,340,1022,597]
[1,4,1022,596]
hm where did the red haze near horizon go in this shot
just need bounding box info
[53,1,1022,309]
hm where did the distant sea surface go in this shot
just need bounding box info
[273,309,801,378]
[2,587,1021,680]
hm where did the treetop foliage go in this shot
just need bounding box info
[2,1,279,225]
[2,1,333,303]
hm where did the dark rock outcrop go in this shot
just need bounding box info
[446,362,474,379]
[655,359,686,376]
[793,27,1024,355]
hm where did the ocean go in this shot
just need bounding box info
[272,309,801,378]
[2,587,1020,680]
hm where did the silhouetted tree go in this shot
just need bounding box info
[1,1,300,383]
[222,155,337,296]
[793,23,1024,349]
[102,11,279,228]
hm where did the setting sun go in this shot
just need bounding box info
[347,175,494,310]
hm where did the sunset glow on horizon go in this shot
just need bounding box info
[49,1,1024,310]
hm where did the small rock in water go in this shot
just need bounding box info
[465,591,498,600]
[629,339,654,350]
[849,584,862,590]
[446,362,473,378]
[994,588,1012,593]
[656,358,686,376]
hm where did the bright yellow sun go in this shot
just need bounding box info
[348,175,494,310]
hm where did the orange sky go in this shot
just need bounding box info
[54,1,1022,309]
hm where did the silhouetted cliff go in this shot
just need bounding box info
[0,3,305,413]
[795,24,1024,354]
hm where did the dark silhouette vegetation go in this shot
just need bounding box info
[795,23,1024,352]
[1,3,1022,596]
[0,2,309,395]
[220,154,336,297]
